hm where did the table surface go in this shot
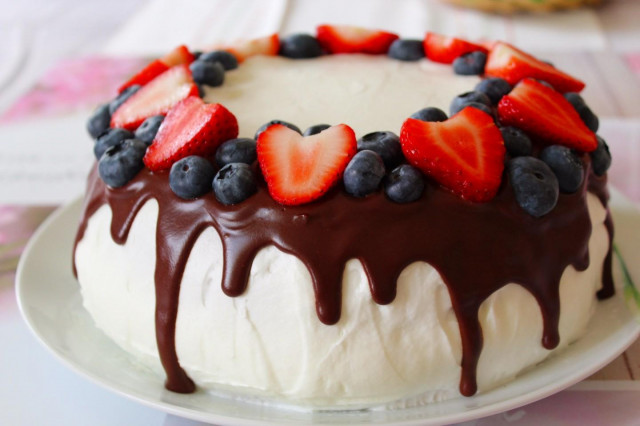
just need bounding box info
[1,0,640,425]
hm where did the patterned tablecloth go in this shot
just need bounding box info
[1,0,639,425]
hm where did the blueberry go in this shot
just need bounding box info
[189,61,224,87]
[169,156,216,199]
[410,107,448,122]
[215,138,257,167]
[254,120,301,140]
[540,145,584,193]
[500,126,532,158]
[86,104,111,138]
[357,131,404,170]
[192,50,203,60]
[387,39,425,62]
[134,115,165,145]
[199,50,238,70]
[109,85,140,115]
[590,135,612,176]
[450,91,492,116]
[384,164,424,203]
[475,78,512,104]
[508,156,559,217]
[213,163,257,205]
[564,92,599,132]
[98,139,147,188]
[303,124,331,136]
[453,51,487,76]
[197,84,206,98]
[279,34,323,59]
[94,128,134,160]
[343,151,386,197]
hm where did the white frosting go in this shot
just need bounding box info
[203,55,480,138]
[75,193,609,407]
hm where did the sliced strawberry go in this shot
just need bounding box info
[161,45,195,67]
[485,42,584,93]
[220,34,280,63]
[498,79,597,152]
[119,45,195,93]
[316,25,398,55]
[400,107,505,202]
[111,65,198,131]
[423,32,488,64]
[143,97,238,171]
[257,124,357,205]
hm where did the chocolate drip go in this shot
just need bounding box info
[73,157,614,398]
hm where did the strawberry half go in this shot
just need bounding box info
[316,25,398,54]
[119,45,195,93]
[221,34,280,63]
[143,96,238,171]
[111,65,198,131]
[485,42,584,93]
[257,124,357,205]
[423,32,488,64]
[400,107,505,202]
[498,79,597,152]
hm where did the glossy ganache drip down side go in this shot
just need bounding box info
[73,158,614,398]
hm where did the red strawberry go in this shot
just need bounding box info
[423,32,488,64]
[119,45,195,93]
[316,25,398,54]
[111,65,198,131]
[485,42,584,93]
[498,79,597,152]
[400,107,505,202]
[257,124,357,205]
[143,97,238,171]
[221,34,280,63]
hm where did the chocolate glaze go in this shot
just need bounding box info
[74,158,613,398]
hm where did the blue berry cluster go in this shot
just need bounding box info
[189,50,237,88]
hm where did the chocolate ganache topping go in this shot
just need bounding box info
[73,154,613,398]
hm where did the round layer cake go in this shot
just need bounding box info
[75,26,614,407]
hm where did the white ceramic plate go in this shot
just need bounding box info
[16,190,640,425]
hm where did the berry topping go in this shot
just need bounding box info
[199,50,239,71]
[303,124,331,136]
[189,60,225,87]
[98,139,147,188]
[111,65,199,131]
[316,25,398,54]
[384,164,425,203]
[540,145,584,194]
[109,85,141,115]
[450,91,492,116]
[475,77,512,104]
[343,150,386,197]
[356,131,404,170]
[279,34,323,59]
[387,39,425,62]
[423,32,488,64]
[453,51,487,75]
[564,92,599,132]
[169,156,216,200]
[485,42,585,93]
[590,135,612,176]
[215,138,257,167]
[213,163,257,205]
[500,126,532,158]
[221,34,280,63]
[94,128,134,160]
[410,107,448,122]
[498,79,598,152]
[161,45,195,67]
[134,115,165,145]
[507,156,559,217]
[86,104,111,139]
[255,120,301,140]
[400,106,505,202]
[118,45,194,93]
[143,96,239,171]
[257,124,357,205]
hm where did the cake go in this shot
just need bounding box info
[75,26,614,407]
